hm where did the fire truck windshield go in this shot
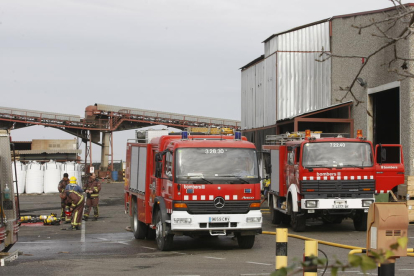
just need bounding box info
[302,142,373,168]
[175,148,259,183]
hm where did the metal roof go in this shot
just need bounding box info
[240,55,265,70]
[262,3,414,43]
[19,149,82,155]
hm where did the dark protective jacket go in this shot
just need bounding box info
[58,178,70,193]
[83,178,101,198]
[66,191,84,208]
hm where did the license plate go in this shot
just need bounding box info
[209,216,230,222]
[333,200,348,209]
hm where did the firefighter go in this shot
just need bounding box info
[61,188,84,230]
[260,176,270,205]
[65,176,84,193]
[58,173,70,220]
[83,173,101,221]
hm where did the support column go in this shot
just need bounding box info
[101,132,110,171]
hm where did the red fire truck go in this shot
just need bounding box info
[124,131,262,251]
[262,130,404,232]
[0,130,19,258]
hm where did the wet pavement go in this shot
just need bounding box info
[2,182,414,275]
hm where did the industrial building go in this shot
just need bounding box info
[240,4,414,175]
[12,139,81,162]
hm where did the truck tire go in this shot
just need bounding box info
[237,235,255,249]
[289,201,306,232]
[353,211,368,231]
[132,199,147,239]
[155,211,174,251]
[270,198,282,224]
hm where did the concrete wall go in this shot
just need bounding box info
[331,8,414,174]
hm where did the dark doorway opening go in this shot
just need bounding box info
[372,87,400,145]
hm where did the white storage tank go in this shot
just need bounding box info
[26,162,44,194]
[12,161,26,194]
[44,160,62,193]
[63,161,82,186]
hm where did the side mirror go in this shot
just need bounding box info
[381,148,387,163]
[155,162,162,178]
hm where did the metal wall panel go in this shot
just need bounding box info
[278,22,330,51]
[255,61,265,127]
[137,147,147,193]
[277,52,331,120]
[242,22,331,128]
[241,65,257,129]
[264,55,277,126]
[264,36,278,58]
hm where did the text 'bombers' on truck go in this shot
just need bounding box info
[124,131,262,251]
[262,130,404,232]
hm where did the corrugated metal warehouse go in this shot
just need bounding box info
[241,4,414,176]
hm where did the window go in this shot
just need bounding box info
[165,151,172,176]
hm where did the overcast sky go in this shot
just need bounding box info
[1,0,399,162]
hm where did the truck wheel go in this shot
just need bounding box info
[155,211,174,251]
[270,198,282,224]
[146,226,156,240]
[353,211,368,231]
[237,235,255,249]
[290,202,306,232]
[132,199,147,239]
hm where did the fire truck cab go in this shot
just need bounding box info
[125,131,262,250]
[262,130,404,232]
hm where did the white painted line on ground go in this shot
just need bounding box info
[241,274,270,276]
[204,256,225,260]
[96,237,109,241]
[141,246,156,250]
[246,261,272,266]
[18,242,55,244]
[171,251,186,254]
[116,241,129,245]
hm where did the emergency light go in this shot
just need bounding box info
[357,129,363,138]
[235,131,242,140]
[181,131,188,140]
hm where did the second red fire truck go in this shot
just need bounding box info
[124,131,262,251]
[262,130,404,232]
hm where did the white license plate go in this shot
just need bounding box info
[209,216,230,222]
[333,200,348,209]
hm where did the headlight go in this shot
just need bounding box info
[246,217,262,223]
[305,200,318,208]
[362,200,374,207]
[173,218,192,224]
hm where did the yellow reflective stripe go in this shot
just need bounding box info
[73,211,78,225]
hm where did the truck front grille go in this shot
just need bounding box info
[301,180,375,198]
[185,201,251,214]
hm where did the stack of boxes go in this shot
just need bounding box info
[397,176,414,222]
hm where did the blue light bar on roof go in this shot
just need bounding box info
[235,131,241,140]
[181,131,188,140]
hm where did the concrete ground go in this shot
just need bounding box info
[1,182,414,276]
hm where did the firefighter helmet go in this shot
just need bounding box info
[69,176,77,184]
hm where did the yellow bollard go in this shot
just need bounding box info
[276,228,288,270]
[304,240,318,276]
